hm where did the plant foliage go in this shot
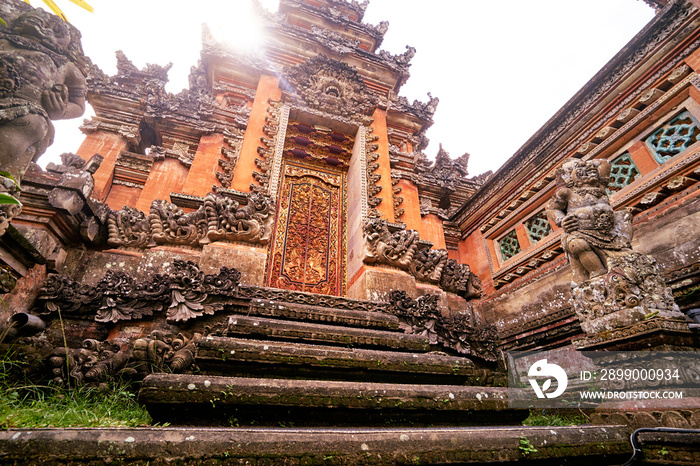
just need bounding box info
[0,351,153,428]
[23,0,94,22]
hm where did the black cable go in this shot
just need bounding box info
[620,427,700,466]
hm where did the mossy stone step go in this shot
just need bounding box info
[226,314,429,351]
[0,425,633,464]
[196,336,473,377]
[139,374,525,426]
[246,298,400,330]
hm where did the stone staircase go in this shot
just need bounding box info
[139,294,523,427]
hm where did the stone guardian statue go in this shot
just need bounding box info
[547,158,683,334]
[0,4,88,234]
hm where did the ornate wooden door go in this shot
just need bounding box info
[265,161,347,296]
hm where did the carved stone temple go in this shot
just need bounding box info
[2,0,700,463]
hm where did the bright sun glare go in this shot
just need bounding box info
[202,1,274,54]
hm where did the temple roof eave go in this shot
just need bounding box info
[450,0,699,236]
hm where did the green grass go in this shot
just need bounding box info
[522,410,589,427]
[0,353,153,429]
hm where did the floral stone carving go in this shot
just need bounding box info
[440,259,482,301]
[362,218,482,300]
[202,192,274,244]
[107,191,275,248]
[150,199,207,247]
[363,218,419,269]
[107,206,154,248]
[37,260,241,324]
[388,291,497,362]
[547,158,683,334]
[0,173,21,237]
[409,245,448,283]
[132,330,199,375]
[48,339,131,386]
[45,331,199,387]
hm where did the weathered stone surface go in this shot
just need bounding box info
[0,263,46,316]
[37,260,240,324]
[200,241,266,286]
[572,317,698,350]
[347,265,417,302]
[638,430,700,465]
[388,291,498,361]
[0,425,631,465]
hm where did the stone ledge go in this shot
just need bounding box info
[247,298,400,330]
[196,336,473,376]
[139,374,509,411]
[0,425,631,465]
[225,314,429,351]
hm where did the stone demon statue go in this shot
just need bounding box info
[547,158,633,286]
[547,158,682,334]
[0,6,87,183]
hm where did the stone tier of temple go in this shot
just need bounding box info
[138,293,517,427]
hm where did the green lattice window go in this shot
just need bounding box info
[645,111,700,164]
[607,153,640,194]
[525,210,553,243]
[498,229,521,262]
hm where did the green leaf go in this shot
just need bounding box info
[0,172,18,185]
[0,193,21,206]
[0,17,7,27]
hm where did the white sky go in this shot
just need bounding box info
[41,0,655,177]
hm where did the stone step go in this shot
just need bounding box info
[226,314,429,351]
[246,297,400,331]
[196,336,475,381]
[0,425,632,465]
[139,373,526,427]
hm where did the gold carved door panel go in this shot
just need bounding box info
[266,162,347,296]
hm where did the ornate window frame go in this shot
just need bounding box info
[645,109,700,164]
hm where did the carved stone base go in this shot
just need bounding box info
[200,242,267,287]
[415,281,448,312]
[347,265,416,302]
[591,401,700,429]
[572,252,684,334]
[572,317,697,351]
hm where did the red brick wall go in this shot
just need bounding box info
[136,158,189,212]
[105,184,142,211]
[77,131,128,201]
[232,75,282,192]
[369,109,394,222]
[183,133,225,198]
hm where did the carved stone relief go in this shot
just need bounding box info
[282,54,378,119]
[216,128,243,189]
[37,260,241,324]
[106,191,275,249]
[388,291,496,361]
[363,218,481,300]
